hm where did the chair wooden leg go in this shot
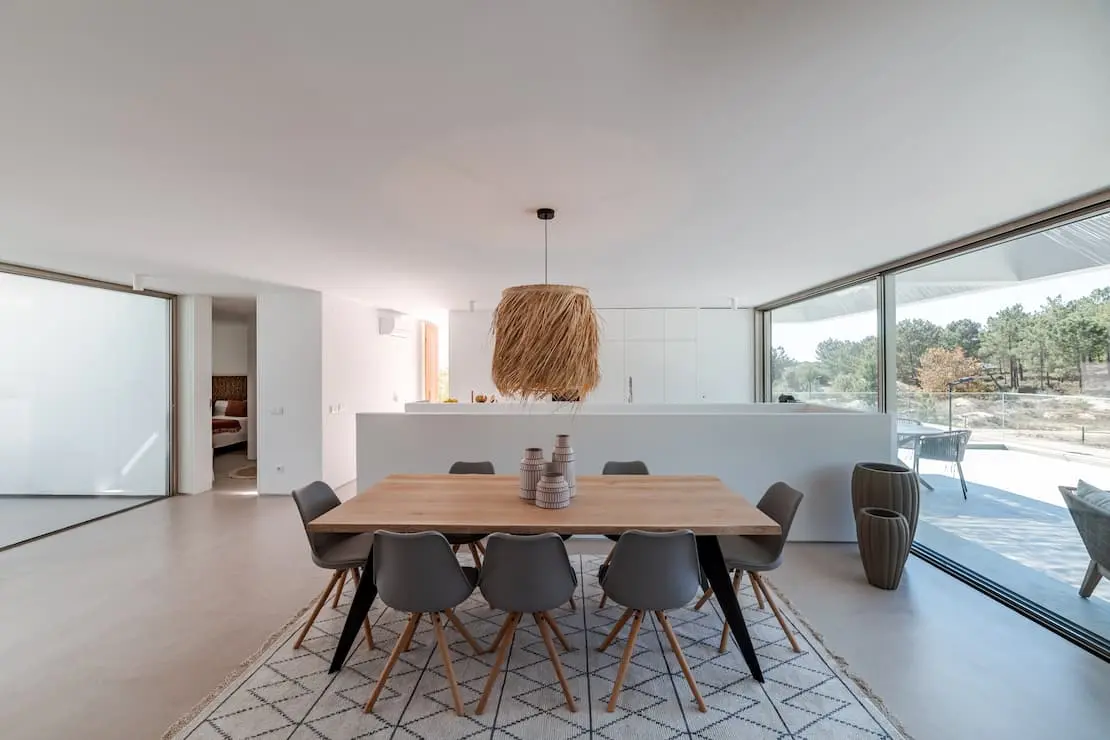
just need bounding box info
[568,594,576,611]
[693,587,714,611]
[1080,560,1103,598]
[475,540,486,555]
[657,611,707,713]
[484,611,515,654]
[477,612,520,714]
[534,613,577,711]
[294,570,342,649]
[598,592,608,609]
[749,571,764,609]
[364,613,421,713]
[606,610,643,712]
[467,543,484,568]
[752,573,800,653]
[402,613,422,651]
[349,568,374,649]
[431,613,466,716]
[542,612,573,652]
[445,608,481,654]
[331,570,348,608]
[598,608,634,652]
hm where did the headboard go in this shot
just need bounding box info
[213,375,247,401]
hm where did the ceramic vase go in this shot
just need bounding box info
[551,434,577,498]
[856,507,912,590]
[535,464,571,510]
[851,462,920,541]
[519,447,545,501]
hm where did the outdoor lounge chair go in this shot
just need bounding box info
[916,430,972,498]
[1059,485,1110,598]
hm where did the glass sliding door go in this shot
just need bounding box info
[891,211,1110,645]
[0,270,170,547]
[767,280,880,410]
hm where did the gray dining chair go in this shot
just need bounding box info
[694,482,804,654]
[363,531,481,716]
[597,460,650,609]
[597,530,707,713]
[475,533,579,714]
[291,481,375,651]
[447,461,494,566]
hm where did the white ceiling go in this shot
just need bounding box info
[1,1,1109,313]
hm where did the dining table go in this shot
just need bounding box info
[309,473,782,682]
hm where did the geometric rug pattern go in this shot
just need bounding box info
[170,555,907,739]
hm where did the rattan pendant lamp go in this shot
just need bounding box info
[491,208,600,401]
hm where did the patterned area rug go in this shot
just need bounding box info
[229,465,258,480]
[167,555,908,739]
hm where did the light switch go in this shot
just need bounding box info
[271,407,284,415]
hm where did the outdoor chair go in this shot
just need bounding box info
[1059,485,1110,598]
[916,430,972,498]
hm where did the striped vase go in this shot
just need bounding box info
[551,434,577,498]
[519,448,545,501]
[535,464,571,510]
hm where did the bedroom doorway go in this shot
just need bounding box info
[211,297,257,494]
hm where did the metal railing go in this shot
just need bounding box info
[777,391,1110,449]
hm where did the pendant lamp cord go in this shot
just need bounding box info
[544,218,549,284]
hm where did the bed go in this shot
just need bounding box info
[212,376,249,449]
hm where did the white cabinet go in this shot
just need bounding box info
[597,309,625,343]
[665,341,698,403]
[591,340,627,403]
[624,340,666,403]
[665,309,698,341]
[695,309,754,402]
[624,309,666,341]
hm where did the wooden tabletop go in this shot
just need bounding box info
[308,474,780,536]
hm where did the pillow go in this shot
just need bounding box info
[1076,480,1110,511]
[213,400,229,415]
[225,399,248,417]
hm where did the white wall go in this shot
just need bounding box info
[449,307,754,403]
[356,407,894,541]
[212,319,249,375]
[177,295,214,494]
[256,290,323,495]
[321,295,422,489]
[0,273,172,495]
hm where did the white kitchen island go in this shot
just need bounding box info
[356,403,895,542]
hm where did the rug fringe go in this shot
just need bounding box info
[160,596,317,739]
[761,575,916,740]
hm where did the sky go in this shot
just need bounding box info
[773,266,1110,362]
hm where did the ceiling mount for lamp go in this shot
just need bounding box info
[491,207,600,401]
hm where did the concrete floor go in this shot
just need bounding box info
[1,491,1108,740]
[0,495,157,549]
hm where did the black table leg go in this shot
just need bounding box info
[328,550,378,673]
[696,535,765,683]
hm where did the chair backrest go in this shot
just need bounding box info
[603,530,700,611]
[372,531,476,613]
[1059,486,1110,568]
[479,533,577,612]
[918,430,971,462]
[755,481,805,560]
[602,460,650,475]
[449,461,496,475]
[292,481,345,559]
